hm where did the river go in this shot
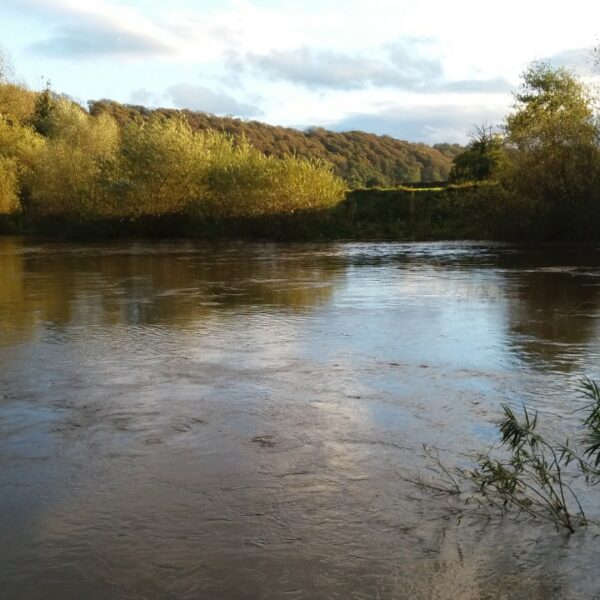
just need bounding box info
[1,238,599,599]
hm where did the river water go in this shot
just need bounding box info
[1,237,599,599]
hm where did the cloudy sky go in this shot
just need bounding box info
[1,0,599,143]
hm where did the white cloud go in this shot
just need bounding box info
[326,103,508,144]
[542,48,596,76]
[2,0,600,142]
[4,0,226,61]
[239,45,511,94]
[129,88,161,106]
[29,22,174,59]
[166,83,261,117]
[244,47,429,90]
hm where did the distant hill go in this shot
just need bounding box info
[89,100,462,188]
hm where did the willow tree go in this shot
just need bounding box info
[199,135,346,219]
[0,116,44,214]
[117,117,209,217]
[0,83,37,125]
[502,62,600,237]
[0,52,42,212]
[29,100,119,217]
[0,157,19,214]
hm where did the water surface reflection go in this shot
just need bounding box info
[1,239,599,599]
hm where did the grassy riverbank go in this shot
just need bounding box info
[1,183,532,241]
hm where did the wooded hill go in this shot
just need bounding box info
[89,100,461,188]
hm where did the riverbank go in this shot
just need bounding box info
[1,183,541,241]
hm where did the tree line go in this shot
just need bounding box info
[1,57,599,240]
[88,101,459,188]
[0,80,345,221]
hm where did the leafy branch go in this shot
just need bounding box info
[421,378,600,533]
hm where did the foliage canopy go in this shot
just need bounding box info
[501,62,600,236]
[0,79,346,220]
[89,100,457,188]
[449,125,505,183]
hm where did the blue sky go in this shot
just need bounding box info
[1,0,599,143]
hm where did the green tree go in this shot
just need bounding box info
[29,100,119,217]
[31,81,56,136]
[502,62,600,237]
[449,124,504,182]
[0,115,45,213]
[117,116,209,217]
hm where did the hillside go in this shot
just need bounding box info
[89,100,461,188]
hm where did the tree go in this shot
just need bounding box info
[29,100,119,217]
[0,83,37,125]
[0,51,37,126]
[448,124,504,182]
[502,62,600,237]
[31,80,56,136]
[0,113,45,214]
[117,116,208,217]
[0,157,19,214]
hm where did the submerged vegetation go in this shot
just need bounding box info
[0,57,600,240]
[426,379,600,533]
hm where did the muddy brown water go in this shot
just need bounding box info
[1,237,599,599]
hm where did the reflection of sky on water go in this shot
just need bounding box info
[325,264,509,368]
